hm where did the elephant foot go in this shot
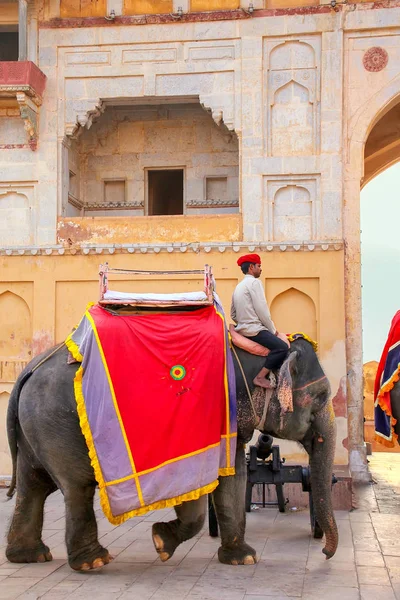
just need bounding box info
[69,547,113,571]
[6,542,53,564]
[218,542,257,565]
[152,522,179,562]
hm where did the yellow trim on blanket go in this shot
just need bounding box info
[214,305,231,470]
[288,332,318,352]
[85,309,146,508]
[104,479,221,525]
[105,434,238,487]
[374,362,400,448]
[66,335,126,523]
[72,364,112,523]
[65,333,83,363]
[218,467,235,476]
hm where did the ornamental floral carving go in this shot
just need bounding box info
[363,47,389,72]
[16,92,39,151]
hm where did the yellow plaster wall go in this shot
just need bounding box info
[60,0,106,18]
[123,0,173,15]
[57,215,242,245]
[190,0,239,11]
[0,2,18,23]
[265,0,317,8]
[0,249,346,475]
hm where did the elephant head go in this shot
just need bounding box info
[233,338,338,559]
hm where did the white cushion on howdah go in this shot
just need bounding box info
[103,290,208,302]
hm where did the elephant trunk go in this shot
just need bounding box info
[309,400,338,559]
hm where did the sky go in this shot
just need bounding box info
[361,162,400,363]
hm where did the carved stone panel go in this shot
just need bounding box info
[264,37,321,156]
[0,185,36,246]
[264,176,320,242]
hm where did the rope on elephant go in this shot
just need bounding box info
[31,342,66,374]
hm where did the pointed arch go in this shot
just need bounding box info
[344,77,400,481]
[0,291,32,359]
[273,79,310,105]
[271,287,317,342]
[0,191,32,245]
[271,80,313,156]
[269,40,315,70]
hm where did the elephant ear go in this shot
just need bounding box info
[277,351,298,416]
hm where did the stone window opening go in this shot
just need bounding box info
[0,26,18,61]
[147,168,184,216]
[62,100,239,218]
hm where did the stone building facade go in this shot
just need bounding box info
[1,0,400,497]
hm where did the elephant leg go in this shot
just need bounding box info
[63,484,112,571]
[6,452,56,563]
[152,495,207,562]
[306,400,339,559]
[212,444,257,565]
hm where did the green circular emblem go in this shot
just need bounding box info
[170,365,186,381]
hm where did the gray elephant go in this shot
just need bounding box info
[6,336,338,571]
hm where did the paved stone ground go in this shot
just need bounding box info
[1,453,400,600]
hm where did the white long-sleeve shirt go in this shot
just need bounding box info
[230,274,277,337]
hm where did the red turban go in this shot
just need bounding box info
[237,253,261,267]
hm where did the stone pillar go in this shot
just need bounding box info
[18,0,28,61]
[343,153,370,483]
[27,0,37,63]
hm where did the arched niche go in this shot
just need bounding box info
[273,184,312,241]
[271,80,313,156]
[271,287,317,342]
[269,41,315,70]
[0,191,32,246]
[0,291,32,360]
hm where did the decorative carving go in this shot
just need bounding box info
[264,176,320,242]
[0,61,46,104]
[84,201,144,210]
[16,93,39,151]
[68,194,83,210]
[68,99,106,138]
[0,241,344,255]
[186,199,239,208]
[200,98,234,131]
[363,47,389,72]
[265,38,321,156]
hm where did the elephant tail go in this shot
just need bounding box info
[6,370,33,498]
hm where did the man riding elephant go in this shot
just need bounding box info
[6,268,339,571]
[231,253,290,389]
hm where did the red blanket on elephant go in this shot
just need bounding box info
[66,303,237,524]
[374,310,400,447]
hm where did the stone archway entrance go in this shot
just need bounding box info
[361,101,400,452]
[363,100,400,189]
[345,89,400,481]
